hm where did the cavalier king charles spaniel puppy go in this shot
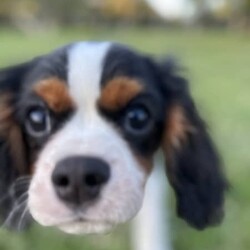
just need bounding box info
[0,42,227,235]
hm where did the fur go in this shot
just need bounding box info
[0,41,227,233]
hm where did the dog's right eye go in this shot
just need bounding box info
[123,105,153,136]
[25,106,51,137]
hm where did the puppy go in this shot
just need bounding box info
[0,41,227,234]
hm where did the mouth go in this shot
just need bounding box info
[41,211,115,235]
[57,216,114,234]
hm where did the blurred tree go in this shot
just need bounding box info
[242,0,250,24]
[91,0,157,23]
[102,0,138,19]
[225,0,250,28]
[192,0,209,18]
[2,0,248,28]
[0,0,39,28]
[37,0,89,25]
[0,0,12,23]
[191,0,235,26]
[0,0,159,28]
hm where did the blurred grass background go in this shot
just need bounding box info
[0,26,250,250]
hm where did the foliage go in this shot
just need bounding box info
[1,0,250,28]
[0,0,158,28]
[242,0,250,16]
[94,0,157,22]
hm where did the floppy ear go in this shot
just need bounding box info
[159,61,228,230]
[0,63,32,228]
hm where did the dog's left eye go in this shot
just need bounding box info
[26,106,51,137]
[124,105,152,134]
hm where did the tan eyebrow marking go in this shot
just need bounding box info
[98,77,144,111]
[33,77,74,113]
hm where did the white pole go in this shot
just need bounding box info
[131,153,172,250]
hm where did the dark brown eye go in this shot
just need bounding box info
[26,106,51,137]
[124,105,152,135]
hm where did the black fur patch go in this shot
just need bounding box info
[158,60,228,229]
[0,46,70,230]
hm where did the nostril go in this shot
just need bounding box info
[53,174,70,188]
[84,173,106,187]
[85,174,99,187]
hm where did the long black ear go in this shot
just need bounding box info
[0,61,34,92]
[0,62,33,229]
[159,60,228,230]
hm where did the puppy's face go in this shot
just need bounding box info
[0,42,227,234]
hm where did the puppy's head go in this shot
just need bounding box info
[0,42,227,233]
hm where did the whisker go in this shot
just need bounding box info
[17,205,29,231]
[13,182,30,193]
[13,192,28,205]
[17,179,30,183]
[15,176,31,182]
[3,199,28,228]
[13,180,31,188]
[13,181,30,189]
[8,177,30,194]
[14,179,30,185]
[11,177,31,199]
[0,177,30,217]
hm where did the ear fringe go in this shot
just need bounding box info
[162,102,228,229]
[164,104,196,151]
[0,93,13,133]
[0,93,27,175]
[162,104,197,187]
[0,62,33,230]
[160,79,228,230]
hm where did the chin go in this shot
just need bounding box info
[58,221,114,235]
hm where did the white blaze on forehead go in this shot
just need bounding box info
[68,42,111,112]
[28,41,148,234]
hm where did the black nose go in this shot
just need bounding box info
[52,156,110,207]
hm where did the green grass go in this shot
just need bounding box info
[1,25,250,250]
